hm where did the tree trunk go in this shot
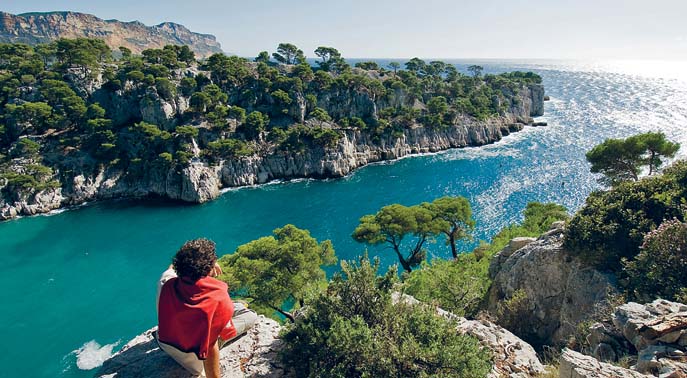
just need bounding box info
[449,233,457,259]
[271,306,295,322]
[649,151,656,175]
[393,246,412,273]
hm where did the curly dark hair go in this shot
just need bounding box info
[173,238,217,282]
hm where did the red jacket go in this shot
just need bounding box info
[157,276,236,359]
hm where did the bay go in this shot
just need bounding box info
[1,60,686,377]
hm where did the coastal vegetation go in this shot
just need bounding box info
[217,225,336,322]
[565,158,687,297]
[585,131,679,185]
[352,196,475,272]
[402,201,569,317]
[0,39,542,214]
[209,133,684,376]
[280,255,492,378]
[217,198,569,376]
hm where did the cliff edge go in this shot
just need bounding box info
[0,11,222,57]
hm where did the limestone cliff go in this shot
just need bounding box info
[0,11,222,58]
[0,70,544,220]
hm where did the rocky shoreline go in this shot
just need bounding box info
[0,112,539,221]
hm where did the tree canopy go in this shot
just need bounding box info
[586,132,680,185]
[424,196,475,259]
[352,203,445,272]
[218,224,336,321]
[467,65,483,77]
[565,160,687,271]
[272,43,305,65]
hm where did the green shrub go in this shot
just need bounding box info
[155,77,176,100]
[308,107,331,122]
[12,138,41,157]
[158,152,173,164]
[403,256,489,317]
[1,163,59,191]
[206,138,253,158]
[624,219,687,302]
[564,162,687,271]
[174,125,199,139]
[280,256,492,378]
[126,70,145,82]
[179,77,197,96]
[494,289,530,337]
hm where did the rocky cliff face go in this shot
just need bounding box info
[0,68,544,220]
[0,11,222,58]
[487,222,617,347]
[0,115,530,220]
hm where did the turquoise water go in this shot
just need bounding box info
[1,60,687,377]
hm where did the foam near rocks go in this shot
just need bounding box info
[74,340,120,370]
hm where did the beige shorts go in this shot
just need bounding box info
[157,302,259,376]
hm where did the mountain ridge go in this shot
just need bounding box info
[0,10,223,58]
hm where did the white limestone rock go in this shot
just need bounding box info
[96,316,285,378]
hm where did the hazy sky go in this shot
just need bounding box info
[3,0,687,60]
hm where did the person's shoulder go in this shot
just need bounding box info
[205,276,228,289]
[159,268,177,287]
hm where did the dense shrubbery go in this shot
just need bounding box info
[280,256,492,378]
[624,219,687,302]
[565,131,686,302]
[564,160,687,272]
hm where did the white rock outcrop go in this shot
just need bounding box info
[487,222,616,347]
[559,349,650,378]
[96,316,284,378]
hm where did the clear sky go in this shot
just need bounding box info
[3,0,687,60]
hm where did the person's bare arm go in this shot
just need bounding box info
[209,262,222,278]
[203,341,221,378]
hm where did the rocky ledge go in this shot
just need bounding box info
[1,113,537,221]
[99,295,546,378]
[97,316,285,378]
[563,299,687,377]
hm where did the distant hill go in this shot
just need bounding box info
[0,11,223,58]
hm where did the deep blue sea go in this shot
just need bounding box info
[1,60,686,377]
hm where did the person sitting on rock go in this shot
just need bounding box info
[156,238,258,378]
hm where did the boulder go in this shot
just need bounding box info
[456,318,545,377]
[559,348,650,378]
[178,163,221,203]
[96,316,285,378]
[487,222,616,347]
[613,300,687,352]
[609,299,687,376]
[488,236,537,279]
